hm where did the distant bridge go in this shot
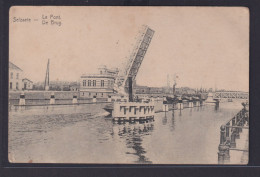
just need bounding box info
[213,91,249,100]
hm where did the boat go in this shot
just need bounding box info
[205,92,217,105]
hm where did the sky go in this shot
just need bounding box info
[9,6,249,91]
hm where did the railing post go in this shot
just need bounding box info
[245,110,249,126]
[234,115,240,139]
[218,125,230,164]
[230,128,236,148]
[239,110,243,132]
[232,117,236,126]
[239,119,243,133]
[220,125,226,145]
[225,122,230,145]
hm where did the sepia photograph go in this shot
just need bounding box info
[8,6,249,164]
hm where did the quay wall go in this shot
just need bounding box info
[9,91,167,111]
[9,91,80,100]
[9,91,108,106]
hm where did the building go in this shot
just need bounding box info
[22,78,33,90]
[9,62,24,91]
[69,82,80,91]
[79,66,119,98]
[134,85,166,98]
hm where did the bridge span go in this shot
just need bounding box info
[213,91,249,100]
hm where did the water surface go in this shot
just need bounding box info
[9,102,243,164]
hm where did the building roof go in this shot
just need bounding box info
[81,74,115,79]
[22,78,33,83]
[9,62,23,71]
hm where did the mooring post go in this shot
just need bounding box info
[50,92,55,105]
[177,97,183,110]
[72,95,78,104]
[19,92,26,106]
[93,95,97,103]
[162,96,168,112]
[196,100,200,107]
[107,95,112,102]
[188,97,193,108]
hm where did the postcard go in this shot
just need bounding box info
[8,6,249,164]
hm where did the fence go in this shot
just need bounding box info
[218,104,249,164]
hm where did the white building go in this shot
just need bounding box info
[80,66,119,98]
[22,78,33,90]
[9,62,24,91]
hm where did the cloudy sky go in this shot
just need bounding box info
[9,6,249,91]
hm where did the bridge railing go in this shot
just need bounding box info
[218,104,249,164]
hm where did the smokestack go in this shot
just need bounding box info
[128,77,133,102]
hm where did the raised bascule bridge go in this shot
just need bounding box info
[114,25,155,100]
[105,25,156,121]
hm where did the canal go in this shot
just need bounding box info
[8,101,243,164]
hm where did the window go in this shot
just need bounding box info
[101,93,103,97]
[88,80,91,86]
[82,92,84,96]
[11,72,13,79]
[101,80,104,87]
[83,80,86,86]
[16,82,19,90]
[16,73,19,79]
[10,82,12,89]
[89,92,91,96]
[93,80,96,87]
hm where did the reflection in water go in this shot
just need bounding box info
[179,109,182,116]
[162,112,167,125]
[170,110,175,132]
[215,104,220,112]
[189,108,193,116]
[114,121,154,163]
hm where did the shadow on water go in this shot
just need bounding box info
[113,120,154,164]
